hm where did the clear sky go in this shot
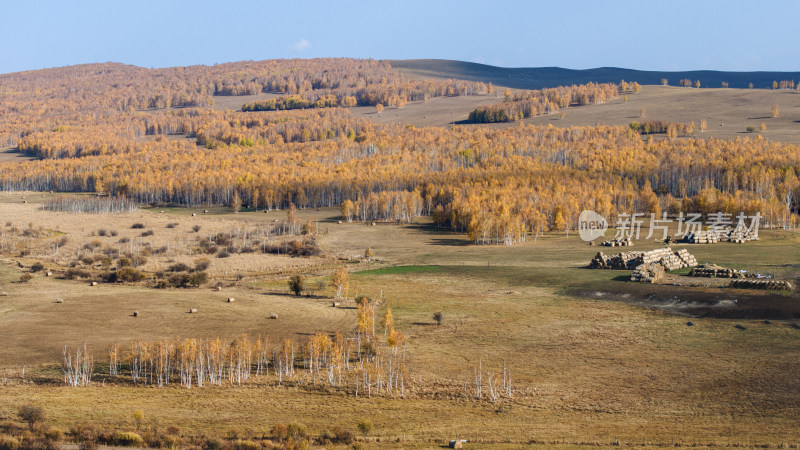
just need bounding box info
[2,0,798,74]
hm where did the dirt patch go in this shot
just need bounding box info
[573,277,800,320]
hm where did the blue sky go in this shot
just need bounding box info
[2,0,798,74]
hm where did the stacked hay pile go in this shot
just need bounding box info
[729,227,759,243]
[600,238,633,247]
[684,229,758,244]
[685,231,720,244]
[689,264,744,278]
[590,247,698,272]
[631,262,665,283]
[675,248,698,266]
[589,251,644,269]
[730,279,793,291]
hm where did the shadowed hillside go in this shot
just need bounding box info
[388,59,800,89]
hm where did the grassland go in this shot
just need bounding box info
[1,193,799,447]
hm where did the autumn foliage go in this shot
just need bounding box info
[0,60,798,245]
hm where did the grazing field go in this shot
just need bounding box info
[353,85,800,144]
[1,193,799,447]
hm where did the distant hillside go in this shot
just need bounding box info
[388,59,800,90]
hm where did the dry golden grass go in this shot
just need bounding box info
[1,195,799,447]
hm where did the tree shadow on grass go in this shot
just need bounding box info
[429,238,471,246]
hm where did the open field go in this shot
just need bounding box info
[350,84,800,143]
[0,147,37,163]
[1,193,799,447]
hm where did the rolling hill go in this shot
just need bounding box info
[388,59,800,89]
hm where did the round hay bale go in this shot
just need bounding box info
[269,313,278,319]
[46,272,53,277]
[0,291,7,296]
[133,311,139,317]
[90,281,98,286]
[215,286,222,291]
[332,301,340,307]
[189,308,198,314]
[22,200,27,204]
[55,298,63,303]
[227,297,235,303]
[337,220,343,224]
[191,213,196,216]
[160,210,165,213]
[203,209,208,213]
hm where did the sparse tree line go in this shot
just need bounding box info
[64,299,411,398]
[468,82,621,123]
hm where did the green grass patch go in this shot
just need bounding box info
[356,265,441,275]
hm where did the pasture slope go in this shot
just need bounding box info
[1,193,799,447]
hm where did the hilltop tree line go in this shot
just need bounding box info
[0,58,486,149]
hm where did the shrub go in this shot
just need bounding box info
[433,311,443,326]
[140,230,154,237]
[188,271,208,287]
[111,431,144,447]
[217,251,231,258]
[18,405,45,429]
[97,229,107,236]
[166,222,179,228]
[272,422,309,442]
[194,257,211,271]
[324,425,355,445]
[168,263,190,272]
[116,267,145,283]
[30,262,45,272]
[192,225,201,233]
[19,273,33,283]
[117,257,132,268]
[65,268,91,279]
[746,126,755,133]
[288,275,305,296]
[168,273,191,288]
[110,230,118,237]
[203,438,224,450]
[131,223,145,229]
[0,434,19,450]
[119,237,130,244]
[232,440,260,450]
[356,419,372,438]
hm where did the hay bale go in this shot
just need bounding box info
[215,286,223,291]
[46,272,53,277]
[337,220,343,224]
[133,311,139,317]
[332,301,340,307]
[55,298,63,303]
[270,313,278,319]
[191,213,196,216]
[203,209,208,213]
[90,281,98,286]
[227,297,235,303]
[449,440,465,449]
[0,291,7,296]
[189,308,198,314]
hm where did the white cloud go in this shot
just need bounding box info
[289,39,311,52]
